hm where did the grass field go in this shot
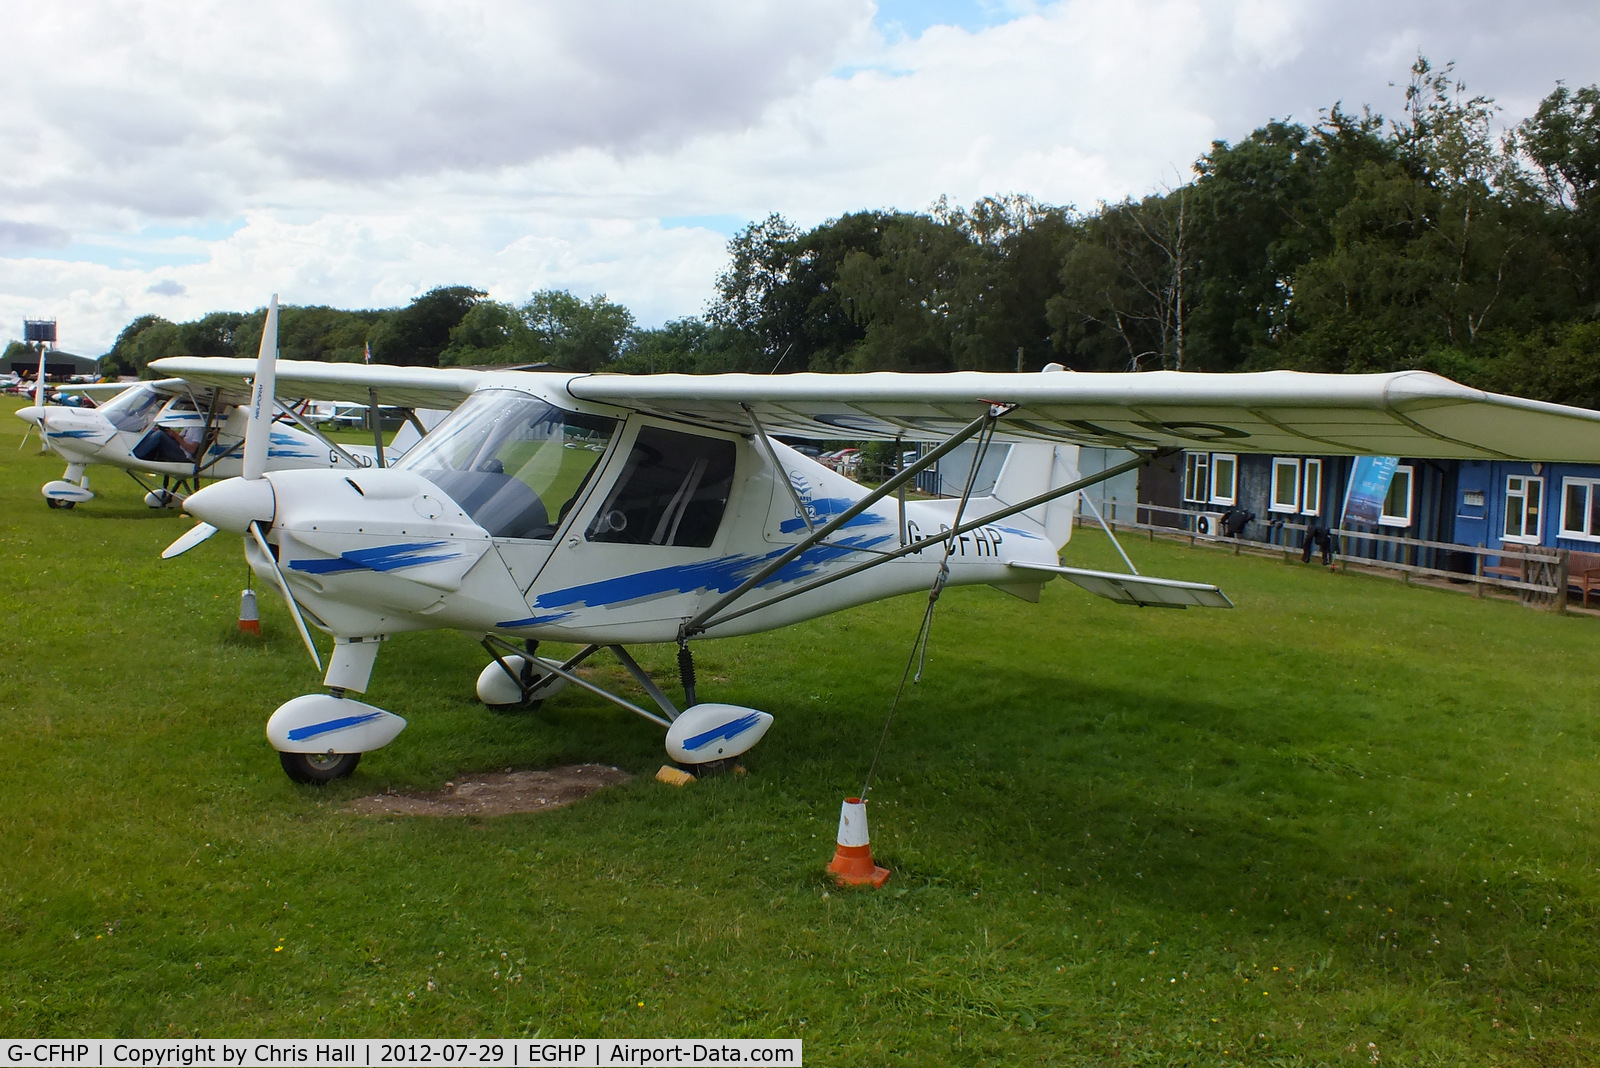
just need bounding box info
[3,396,1599,1064]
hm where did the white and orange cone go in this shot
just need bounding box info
[826,797,890,888]
[238,588,260,634]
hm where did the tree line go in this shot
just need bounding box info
[24,58,1599,407]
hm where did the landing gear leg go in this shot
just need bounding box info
[43,464,91,508]
[476,635,576,708]
[678,641,698,708]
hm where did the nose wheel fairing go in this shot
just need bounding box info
[266,693,407,755]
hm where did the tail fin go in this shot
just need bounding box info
[986,442,1080,550]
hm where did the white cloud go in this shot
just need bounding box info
[3,0,1598,353]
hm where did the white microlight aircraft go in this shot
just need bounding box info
[14,350,428,510]
[155,297,1600,784]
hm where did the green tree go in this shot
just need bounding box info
[835,211,984,371]
[367,286,485,366]
[102,314,180,376]
[711,211,894,371]
[1049,192,1194,370]
[613,318,756,374]
[440,301,530,366]
[519,290,635,371]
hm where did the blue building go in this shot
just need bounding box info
[1148,441,1600,585]
[1454,460,1600,557]
[1155,450,1463,569]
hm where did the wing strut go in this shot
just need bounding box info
[743,402,814,533]
[368,388,386,468]
[678,405,1009,641]
[274,400,368,470]
[688,446,1175,636]
[1079,492,1140,575]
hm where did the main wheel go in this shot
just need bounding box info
[46,498,75,510]
[279,750,360,784]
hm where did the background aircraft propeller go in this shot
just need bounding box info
[19,349,46,450]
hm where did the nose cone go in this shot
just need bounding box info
[16,405,44,426]
[184,476,277,534]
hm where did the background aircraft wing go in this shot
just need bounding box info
[57,381,149,399]
[565,368,1600,461]
[150,357,484,411]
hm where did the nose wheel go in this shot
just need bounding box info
[279,751,361,784]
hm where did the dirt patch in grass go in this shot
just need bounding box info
[346,764,631,817]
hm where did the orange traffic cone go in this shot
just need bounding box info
[826,797,890,888]
[238,588,260,634]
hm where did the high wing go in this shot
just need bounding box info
[149,357,485,411]
[565,369,1600,462]
[148,359,1600,462]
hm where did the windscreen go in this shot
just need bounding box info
[396,389,616,539]
[98,385,167,433]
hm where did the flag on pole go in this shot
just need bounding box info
[364,340,371,364]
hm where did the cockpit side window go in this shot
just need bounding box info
[395,390,616,539]
[587,426,736,547]
[99,386,167,433]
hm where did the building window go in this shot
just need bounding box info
[1209,453,1237,506]
[1560,477,1600,541]
[1183,452,1209,503]
[1503,474,1543,544]
[1303,458,1323,516]
[1379,465,1413,527]
[1270,458,1300,513]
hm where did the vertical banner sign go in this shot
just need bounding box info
[1341,456,1399,526]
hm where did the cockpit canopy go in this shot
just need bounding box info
[98,384,167,434]
[395,389,616,539]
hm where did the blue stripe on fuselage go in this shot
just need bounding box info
[289,541,459,575]
[530,535,894,611]
[779,498,889,535]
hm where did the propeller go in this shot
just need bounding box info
[250,519,322,671]
[161,295,282,560]
[241,296,279,481]
[160,521,218,559]
[164,294,323,671]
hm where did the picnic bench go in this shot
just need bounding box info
[1483,547,1600,607]
[1568,549,1600,606]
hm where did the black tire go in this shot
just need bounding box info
[486,699,542,715]
[46,498,74,510]
[279,750,360,784]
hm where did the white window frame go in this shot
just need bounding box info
[1209,453,1238,506]
[1269,458,1301,513]
[1183,452,1209,504]
[1378,464,1414,528]
[1502,474,1543,544]
[1303,458,1323,516]
[1560,477,1600,542]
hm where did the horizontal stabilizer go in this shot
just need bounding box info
[1011,562,1233,609]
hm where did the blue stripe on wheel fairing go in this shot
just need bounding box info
[683,712,764,751]
[286,711,384,742]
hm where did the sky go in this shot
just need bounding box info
[3,0,1599,355]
